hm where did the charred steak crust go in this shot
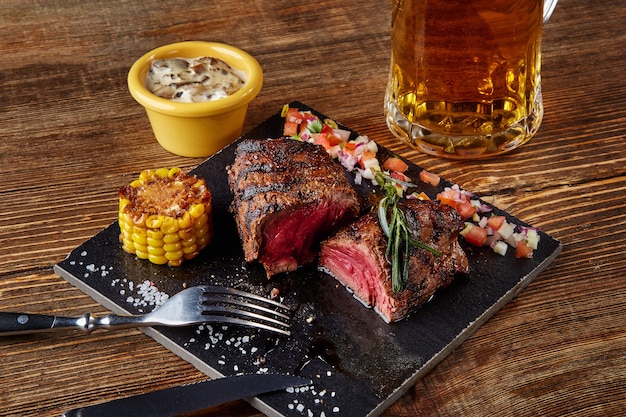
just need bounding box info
[319,199,469,323]
[227,138,360,277]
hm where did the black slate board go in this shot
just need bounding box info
[54,102,562,417]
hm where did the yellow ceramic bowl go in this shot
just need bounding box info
[128,41,263,157]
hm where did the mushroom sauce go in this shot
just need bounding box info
[146,56,245,103]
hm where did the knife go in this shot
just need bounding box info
[62,373,311,417]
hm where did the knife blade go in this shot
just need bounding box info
[62,373,311,417]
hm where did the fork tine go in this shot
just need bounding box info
[198,286,290,311]
[200,315,291,336]
[201,294,291,320]
[197,286,292,335]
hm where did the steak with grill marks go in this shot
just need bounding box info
[319,198,469,323]
[228,138,360,278]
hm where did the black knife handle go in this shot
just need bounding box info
[0,312,90,335]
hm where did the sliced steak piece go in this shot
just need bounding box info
[228,138,360,278]
[319,199,469,323]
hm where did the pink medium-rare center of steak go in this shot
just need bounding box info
[260,199,354,275]
[228,138,360,278]
[319,213,400,319]
[318,242,383,307]
[319,199,469,323]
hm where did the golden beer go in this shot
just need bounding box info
[385,0,544,158]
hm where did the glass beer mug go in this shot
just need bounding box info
[384,0,558,159]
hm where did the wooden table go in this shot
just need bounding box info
[1,1,624,416]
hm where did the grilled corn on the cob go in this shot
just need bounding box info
[118,167,213,266]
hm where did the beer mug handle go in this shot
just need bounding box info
[544,0,558,24]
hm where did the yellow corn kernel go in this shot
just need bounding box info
[145,214,163,229]
[195,222,209,237]
[180,235,196,247]
[177,212,192,229]
[121,241,135,253]
[168,167,182,177]
[178,229,194,240]
[197,237,211,250]
[155,167,170,178]
[194,212,209,228]
[119,219,133,234]
[163,241,182,253]
[146,236,164,248]
[188,203,205,219]
[163,233,180,244]
[165,249,184,262]
[147,229,164,240]
[160,217,179,234]
[182,243,198,255]
[147,246,165,256]
[138,170,153,182]
[132,230,148,246]
[148,254,168,265]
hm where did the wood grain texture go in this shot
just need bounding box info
[1,0,624,416]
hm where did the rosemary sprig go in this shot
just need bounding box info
[375,172,441,293]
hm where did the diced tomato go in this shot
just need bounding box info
[515,240,534,258]
[436,189,475,219]
[283,121,298,137]
[327,133,343,146]
[437,195,457,208]
[383,157,409,173]
[436,189,459,203]
[285,107,304,122]
[460,224,488,247]
[419,169,440,186]
[321,123,334,135]
[313,132,331,149]
[486,215,506,231]
[390,171,409,182]
[455,199,476,220]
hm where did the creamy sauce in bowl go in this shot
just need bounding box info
[145,56,246,103]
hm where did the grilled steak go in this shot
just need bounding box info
[228,138,360,278]
[319,199,469,322]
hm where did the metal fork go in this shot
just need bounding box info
[0,285,292,336]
